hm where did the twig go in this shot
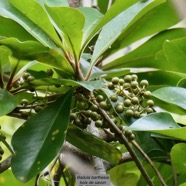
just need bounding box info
[132,140,167,186]
[91,92,154,186]
[0,155,12,173]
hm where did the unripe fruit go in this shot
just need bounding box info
[27,76,35,82]
[125,129,133,136]
[76,93,85,101]
[124,75,132,82]
[99,101,109,110]
[131,81,138,88]
[111,77,119,85]
[123,83,130,88]
[124,99,131,107]
[0,147,4,155]
[143,91,152,98]
[128,133,135,141]
[126,109,134,117]
[131,96,139,104]
[34,105,42,113]
[90,104,98,111]
[131,74,138,81]
[23,72,30,79]
[119,79,124,85]
[108,82,115,90]
[21,99,29,106]
[96,95,104,102]
[70,113,77,120]
[110,94,118,102]
[90,112,99,121]
[95,120,103,128]
[146,108,154,113]
[147,100,154,107]
[140,80,149,87]
[84,110,92,117]
[133,111,140,118]
[115,104,124,113]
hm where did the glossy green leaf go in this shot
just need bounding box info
[84,0,139,45]
[103,28,186,70]
[22,78,105,91]
[0,46,11,74]
[0,38,74,75]
[0,0,56,48]
[162,37,186,74]
[9,0,61,47]
[45,6,85,61]
[152,87,186,110]
[104,0,180,58]
[0,89,17,116]
[91,0,163,65]
[11,90,73,182]
[171,143,186,174]
[108,162,139,186]
[66,124,122,164]
[128,112,180,131]
[78,7,103,45]
[0,16,35,41]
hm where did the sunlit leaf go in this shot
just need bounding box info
[91,0,163,65]
[9,0,61,47]
[0,0,56,48]
[152,87,186,110]
[66,124,122,164]
[0,89,17,116]
[171,143,186,174]
[128,112,180,131]
[11,90,73,182]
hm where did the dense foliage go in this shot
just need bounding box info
[0,0,186,185]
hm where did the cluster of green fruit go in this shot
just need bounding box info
[107,74,154,118]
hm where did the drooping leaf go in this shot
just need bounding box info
[45,6,85,61]
[9,0,62,47]
[0,0,56,48]
[171,143,186,174]
[103,28,186,70]
[128,112,180,131]
[0,89,17,116]
[91,0,163,65]
[11,90,73,182]
[66,124,122,164]
[152,87,186,110]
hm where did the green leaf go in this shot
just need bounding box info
[45,6,85,61]
[0,16,35,41]
[36,0,69,7]
[171,143,186,174]
[128,112,180,131]
[91,0,163,65]
[66,124,122,164]
[104,0,180,58]
[162,37,186,74]
[152,87,186,110]
[0,89,17,116]
[84,0,139,45]
[103,28,186,70]
[11,90,73,182]
[9,0,62,47]
[78,7,103,45]
[0,0,56,48]
[22,78,105,91]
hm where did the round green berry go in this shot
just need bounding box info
[110,94,118,102]
[143,91,152,98]
[140,80,149,87]
[124,75,132,82]
[111,77,119,85]
[95,120,103,128]
[115,104,124,113]
[125,109,134,117]
[147,100,154,107]
[124,99,131,107]
[108,82,115,90]
[96,95,104,102]
[131,74,138,81]
[131,81,138,88]
[131,96,139,104]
